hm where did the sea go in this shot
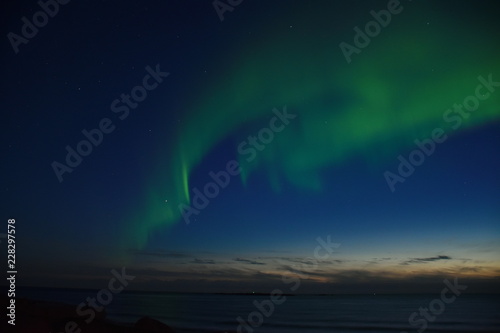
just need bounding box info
[16,288,500,332]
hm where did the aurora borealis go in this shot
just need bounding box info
[123,1,500,248]
[2,0,500,294]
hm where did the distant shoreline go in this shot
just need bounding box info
[4,285,500,296]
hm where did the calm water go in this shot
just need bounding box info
[17,288,500,332]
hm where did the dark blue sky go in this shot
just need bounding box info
[1,0,499,293]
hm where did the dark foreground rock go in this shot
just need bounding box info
[2,296,176,333]
[134,316,176,333]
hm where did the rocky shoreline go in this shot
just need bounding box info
[3,296,177,333]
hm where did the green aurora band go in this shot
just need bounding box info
[123,2,500,248]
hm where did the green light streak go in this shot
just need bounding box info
[123,2,500,248]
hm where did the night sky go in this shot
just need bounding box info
[2,0,499,294]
